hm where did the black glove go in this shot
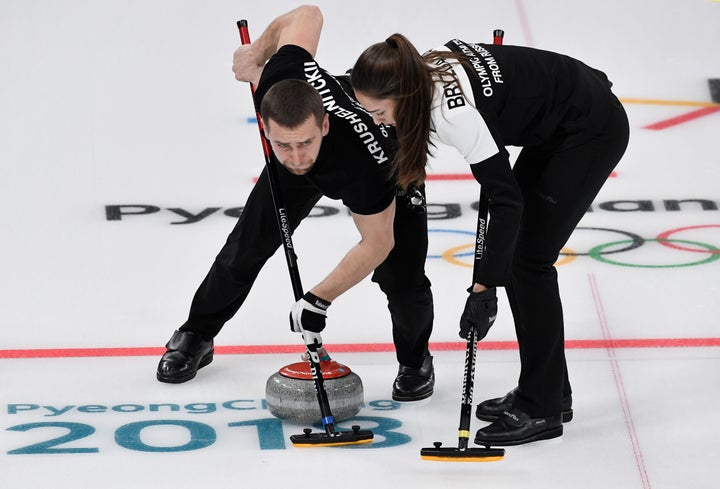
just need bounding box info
[459,287,497,341]
[289,292,331,333]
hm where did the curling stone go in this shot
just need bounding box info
[265,360,364,424]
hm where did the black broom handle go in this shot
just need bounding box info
[237,19,337,434]
[457,28,504,450]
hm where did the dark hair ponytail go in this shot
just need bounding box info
[352,34,433,190]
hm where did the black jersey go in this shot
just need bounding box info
[426,40,618,287]
[443,39,615,149]
[255,45,395,215]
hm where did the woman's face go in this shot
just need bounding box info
[355,92,398,127]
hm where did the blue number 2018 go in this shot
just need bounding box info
[6,415,410,454]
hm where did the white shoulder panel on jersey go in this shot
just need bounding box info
[429,50,500,165]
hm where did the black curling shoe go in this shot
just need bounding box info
[475,387,574,423]
[392,355,434,401]
[474,407,563,447]
[156,330,214,383]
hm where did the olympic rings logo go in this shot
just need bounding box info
[429,225,720,268]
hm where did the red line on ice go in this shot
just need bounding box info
[1,337,717,359]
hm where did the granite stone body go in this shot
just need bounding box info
[265,360,364,424]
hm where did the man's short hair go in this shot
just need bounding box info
[260,79,325,129]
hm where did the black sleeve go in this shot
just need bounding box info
[254,45,313,109]
[469,152,523,286]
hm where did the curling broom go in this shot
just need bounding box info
[420,29,506,462]
[236,19,373,447]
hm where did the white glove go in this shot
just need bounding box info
[289,292,331,363]
[289,292,331,333]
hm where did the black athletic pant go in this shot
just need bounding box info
[506,96,630,418]
[372,188,434,368]
[179,160,434,370]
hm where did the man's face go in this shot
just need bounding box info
[263,114,329,175]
